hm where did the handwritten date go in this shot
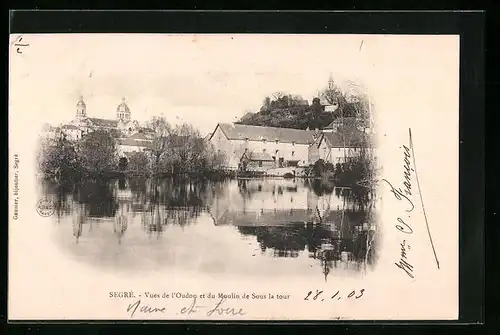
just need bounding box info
[304,289,365,301]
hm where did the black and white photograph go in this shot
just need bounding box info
[9,33,459,320]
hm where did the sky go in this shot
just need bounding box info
[9,34,381,135]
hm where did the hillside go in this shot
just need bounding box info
[236,98,364,130]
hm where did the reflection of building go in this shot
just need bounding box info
[208,177,374,281]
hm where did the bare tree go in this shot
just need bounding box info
[145,116,173,174]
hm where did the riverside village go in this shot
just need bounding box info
[39,76,376,183]
[37,75,378,281]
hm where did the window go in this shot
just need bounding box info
[245,138,249,142]
[263,139,267,143]
[275,150,279,155]
[275,140,279,144]
[263,149,267,153]
[259,161,263,167]
[292,141,295,146]
[292,151,295,156]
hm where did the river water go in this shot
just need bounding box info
[40,177,377,281]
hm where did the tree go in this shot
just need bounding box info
[204,143,227,171]
[261,96,271,111]
[127,152,150,175]
[37,133,79,180]
[76,129,118,176]
[145,116,173,174]
[166,123,204,174]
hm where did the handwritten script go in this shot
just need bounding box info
[382,128,440,278]
[126,297,245,318]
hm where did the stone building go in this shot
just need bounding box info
[208,123,319,170]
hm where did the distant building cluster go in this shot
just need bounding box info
[208,115,374,172]
[41,96,153,159]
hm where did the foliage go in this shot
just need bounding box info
[126,152,151,176]
[37,133,79,180]
[76,129,118,177]
[144,116,228,176]
[37,129,119,180]
[145,116,173,174]
[236,78,371,130]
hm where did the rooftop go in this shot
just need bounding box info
[214,123,316,145]
[87,117,119,127]
[248,151,274,161]
[319,129,370,148]
[118,138,152,148]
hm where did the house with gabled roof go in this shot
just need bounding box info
[309,117,372,165]
[208,123,320,170]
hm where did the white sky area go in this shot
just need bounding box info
[9,34,447,135]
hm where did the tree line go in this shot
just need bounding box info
[37,116,227,181]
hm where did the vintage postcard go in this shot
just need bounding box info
[8,34,459,321]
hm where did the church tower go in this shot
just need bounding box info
[76,96,87,119]
[116,97,131,122]
[328,74,335,91]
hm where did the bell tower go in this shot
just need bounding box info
[116,97,131,122]
[328,74,335,91]
[76,96,87,119]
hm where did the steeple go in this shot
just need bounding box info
[328,74,335,91]
[76,95,87,119]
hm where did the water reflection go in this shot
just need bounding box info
[41,177,377,280]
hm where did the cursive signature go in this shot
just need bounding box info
[126,299,166,318]
[381,179,414,212]
[384,128,440,272]
[395,239,414,278]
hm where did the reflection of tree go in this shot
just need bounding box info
[309,179,335,196]
[237,223,336,257]
[114,215,128,244]
[140,178,209,238]
[144,203,163,239]
[154,178,207,208]
[75,180,118,218]
[335,186,370,211]
[235,206,375,280]
[72,204,85,243]
[47,180,75,219]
